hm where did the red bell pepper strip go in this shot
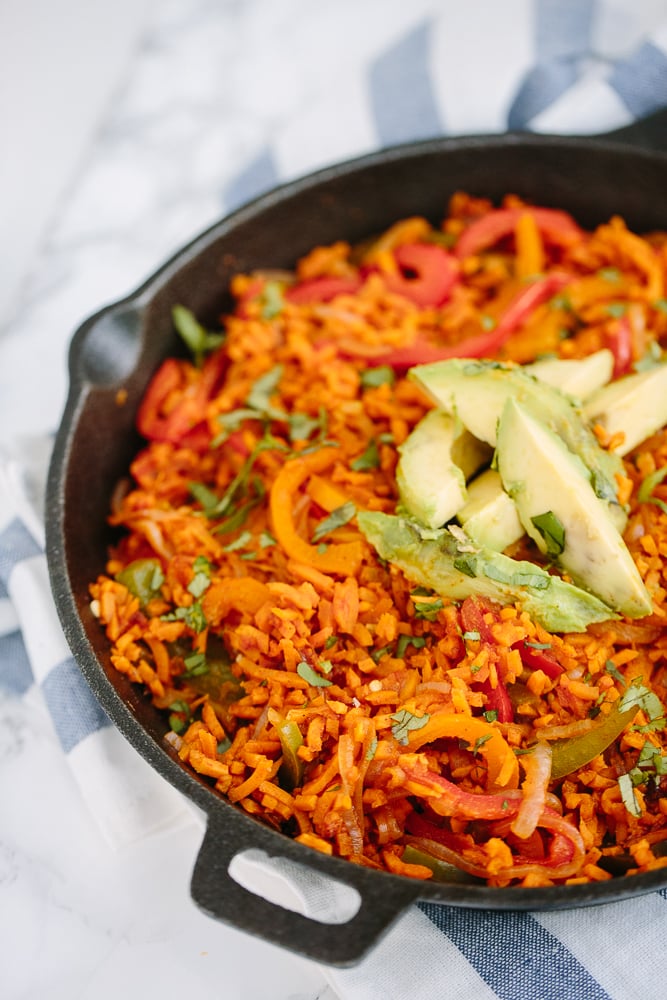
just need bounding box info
[512,639,564,679]
[606,315,633,378]
[454,207,583,259]
[136,351,225,450]
[396,756,522,819]
[284,275,363,304]
[460,598,514,723]
[381,243,460,307]
[372,272,570,372]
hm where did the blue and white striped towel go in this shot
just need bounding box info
[2,1,667,997]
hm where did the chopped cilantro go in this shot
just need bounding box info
[312,502,356,542]
[260,280,284,319]
[637,465,667,517]
[223,530,253,553]
[472,734,492,754]
[360,366,396,389]
[183,652,209,678]
[618,772,642,817]
[463,630,481,641]
[172,304,225,367]
[606,302,627,318]
[395,634,427,658]
[454,555,477,578]
[296,661,332,688]
[391,709,430,745]
[161,602,208,633]
[604,659,626,687]
[366,736,378,761]
[483,709,498,723]
[531,510,566,557]
[351,440,380,471]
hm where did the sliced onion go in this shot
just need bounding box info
[510,741,552,840]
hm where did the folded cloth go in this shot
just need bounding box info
[2,1,667,998]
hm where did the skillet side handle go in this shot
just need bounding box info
[600,108,667,154]
[190,817,421,967]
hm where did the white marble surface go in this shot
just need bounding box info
[3,1,667,997]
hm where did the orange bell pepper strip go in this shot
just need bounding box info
[201,576,272,626]
[269,449,364,577]
[407,713,519,789]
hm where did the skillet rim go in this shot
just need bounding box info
[45,125,667,964]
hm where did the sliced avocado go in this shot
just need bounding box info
[583,363,667,456]
[396,409,491,528]
[357,510,615,633]
[456,469,524,551]
[524,349,614,401]
[410,359,627,533]
[496,397,652,619]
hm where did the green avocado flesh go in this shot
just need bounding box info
[496,398,652,619]
[409,359,627,532]
[357,511,616,633]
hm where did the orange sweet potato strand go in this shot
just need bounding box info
[91,193,667,885]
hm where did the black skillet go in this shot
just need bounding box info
[46,110,667,967]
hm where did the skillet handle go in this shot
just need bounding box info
[598,108,667,154]
[190,815,421,967]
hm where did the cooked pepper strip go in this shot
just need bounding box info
[381,243,460,307]
[454,206,583,259]
[269,449,364,576]
[407,719,519,789]
[285,275,363,304]
[549,697,639,779]
[373,272,570,371]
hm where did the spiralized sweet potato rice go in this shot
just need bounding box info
[91,193,667,888]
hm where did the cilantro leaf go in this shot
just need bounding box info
[391,709,430,745]
[172,305,225,367]
[311,502,356,542]
[296,661,332,688]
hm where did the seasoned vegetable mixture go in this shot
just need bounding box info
[91,193,667,886]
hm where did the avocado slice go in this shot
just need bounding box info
[409,359,626,531]
[496,397,652,619]
[456,469,524,551]
[357,510,615,633]
[396,409,491,528]
[524,349,614,401]
[583,363,667,456]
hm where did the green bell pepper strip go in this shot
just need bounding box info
[550,698,639,780]
[277,719,304,790]
[401,844,482,884]
[115,558,164,607]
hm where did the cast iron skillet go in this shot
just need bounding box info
[46,110,667,967]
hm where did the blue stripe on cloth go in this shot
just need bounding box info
[0,577,7,599]
[0,630,34,695]
[609,41,667,118]
[41,656,110,753]
[535,0,594,61]
[507,0,594,129]
[418,904,612,1000]
[368,19,442,145]
[0,517,42,587]
[224,146,279,212]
